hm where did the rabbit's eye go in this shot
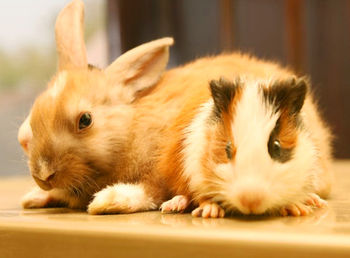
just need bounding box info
[78,112,92,130]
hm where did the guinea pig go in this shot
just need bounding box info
[159,74,332,218]
[19,0,174,211]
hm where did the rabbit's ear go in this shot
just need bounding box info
[55,0,87,71]
[105,37,174,98]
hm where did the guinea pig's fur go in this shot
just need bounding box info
[158,55,332,217]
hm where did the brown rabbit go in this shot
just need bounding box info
[19,0,174,211]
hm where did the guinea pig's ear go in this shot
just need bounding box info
[266,77,308,115]
[105,37,174,102]
[55,0,88,71]
[209,78,241,118]
[288,77,308,114]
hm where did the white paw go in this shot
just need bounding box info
[305,193,327,208]
[192,202,225,218]
[88,184,157,215]
[279,203,313,216]
[160,195,189,213]
[21,188,51,209]
[279,193,327,217]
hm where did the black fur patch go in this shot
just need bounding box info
[268,119,293,163]
[262,77,307,115]
[263,77,308,163]
[209,77,240,118]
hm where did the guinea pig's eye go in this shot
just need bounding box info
[272,140,281,157]
[78,112,92,131]
[225,141,233,159]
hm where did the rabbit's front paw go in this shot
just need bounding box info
[21,187,52,208]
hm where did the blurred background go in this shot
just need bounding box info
[0,0,349,177]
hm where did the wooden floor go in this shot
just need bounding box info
[0,161,350,258]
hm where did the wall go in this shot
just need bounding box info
[107,0,350,158]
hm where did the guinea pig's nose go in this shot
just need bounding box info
[238,194,264,214]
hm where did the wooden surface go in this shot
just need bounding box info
[0,161,350,258]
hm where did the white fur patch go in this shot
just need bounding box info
[232,81,280,169]
[182,100,214,192]
[50,71,67,98]
[88,183,157,214]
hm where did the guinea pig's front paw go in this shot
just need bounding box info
[160,195,189,213]
[191,201,225,218]
[21,187,51,208]
[279,203,313,216]
[279,193,327,216]
[304,193,328,208]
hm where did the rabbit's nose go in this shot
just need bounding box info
[41,171,56,182]
[33,169,55,191]
[37,169,56,182]
[33,175,53,191]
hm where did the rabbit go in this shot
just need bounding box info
[19,0,175,212]
[158,61,333,218]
